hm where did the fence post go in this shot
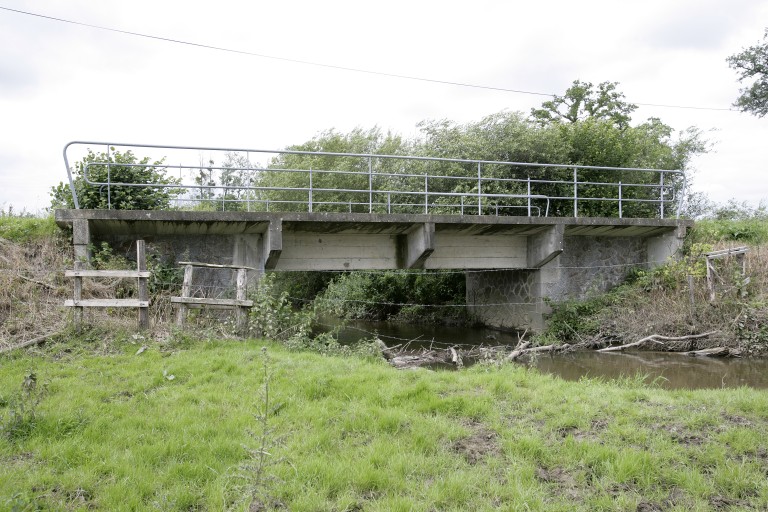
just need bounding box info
[659,172,665,219]
[236,268,248,334]
[137,240,149,329]
[424,174,429,214]
[177,265,193,326]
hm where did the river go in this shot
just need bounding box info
[314,318,768,390]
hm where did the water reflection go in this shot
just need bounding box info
[315,318,768,390]
[528,351,768,390]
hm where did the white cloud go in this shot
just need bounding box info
[1,0,767,211]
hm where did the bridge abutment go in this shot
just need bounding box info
[465,230,685,331]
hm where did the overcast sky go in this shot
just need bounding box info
[1,0,767,212]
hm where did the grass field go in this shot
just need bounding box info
[2,336,768,511]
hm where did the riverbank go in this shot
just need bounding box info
[2,337,768,511]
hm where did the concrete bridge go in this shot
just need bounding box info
[55,209,691,331]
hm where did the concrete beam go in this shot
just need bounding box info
[263,219,283,270]
[399,222,435,269]
[527,225,564,268]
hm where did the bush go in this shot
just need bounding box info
[51,149,181,210]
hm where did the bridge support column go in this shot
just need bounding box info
[646,225,686,267]
[72,219,91,266]
[398,222,434,269]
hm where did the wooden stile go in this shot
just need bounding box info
[65,240,150,330]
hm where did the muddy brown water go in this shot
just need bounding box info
[316,318,768,390]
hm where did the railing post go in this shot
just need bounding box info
[477,163,482,215]
[527,176,531,217]
[368,156,373,214]
[424,174,429,214]
[618,182,623,219]
[308,167,313,213]
[461,195,464,216]
[106,145,112,210]
[387,192,391,214]
[659,172,665,219]
[573,167,578,218]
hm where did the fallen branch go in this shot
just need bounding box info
[597,331,719,353]
[0,331,62,355]
[506,343,570,361]
[13,272,57,290]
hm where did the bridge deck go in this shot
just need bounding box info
[55,209,691,237]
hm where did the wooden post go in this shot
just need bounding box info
[176,264,194,326]
[137,240,149,330]
[706,257,715,302]
[73,259,84,330]
[235,267,248,334]
[71,219,89,330]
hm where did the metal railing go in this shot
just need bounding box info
[63,141,686,218]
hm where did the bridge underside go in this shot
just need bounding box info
[55,210,692,331]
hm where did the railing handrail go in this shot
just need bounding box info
[63,141,685,218]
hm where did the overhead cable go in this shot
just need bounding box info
[0,5,736,112]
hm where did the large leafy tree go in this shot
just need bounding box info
[727,28,768,117]
[51,149,180,210]
[531,80,638,129]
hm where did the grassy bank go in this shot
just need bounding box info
[539,218,768,354]
[2,338,768,511]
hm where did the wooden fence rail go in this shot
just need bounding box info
[171,261,254,333]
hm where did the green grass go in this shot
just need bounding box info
[0,214,58,242]
[2,338,768,511]
[688,218,768,245]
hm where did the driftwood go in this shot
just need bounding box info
[597,331,720,353]
[506,342,571,361]
[686,346,740,358]
[382,340,575,369]
[0,331,61,355]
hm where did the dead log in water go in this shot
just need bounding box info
[597,331,721,354]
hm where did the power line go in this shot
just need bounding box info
[0,5,737,113]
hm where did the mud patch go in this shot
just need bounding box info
[536,467,580,500]
[721,414,753,427]
[452,423,500,464]
[635,502,662,512]
[709,494,747,510]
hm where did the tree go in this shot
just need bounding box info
[727,28,768,117]
[531,80,638,129]
[51,149,180,210]
[257,127,411,213]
